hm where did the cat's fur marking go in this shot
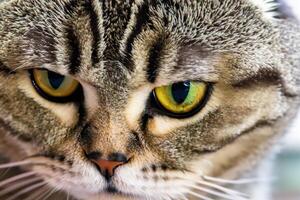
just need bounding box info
[0,0,299,200]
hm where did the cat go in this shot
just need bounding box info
[0,0,299,199]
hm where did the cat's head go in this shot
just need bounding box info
[0,0,299,199]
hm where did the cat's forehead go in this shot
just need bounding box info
[0,0,278,86]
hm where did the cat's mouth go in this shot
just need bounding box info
[104,184,123,195]
[101,183,137,198]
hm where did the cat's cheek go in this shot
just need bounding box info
[16,72,79,127]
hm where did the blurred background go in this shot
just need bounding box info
[271,1,300,200]
[272,112,300,200]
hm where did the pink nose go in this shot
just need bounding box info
[92,159,126,177]
[87,152,128,179]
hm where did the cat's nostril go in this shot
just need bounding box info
[88,152,128,181]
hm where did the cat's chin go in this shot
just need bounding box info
[69,187,143,200]
[79,192,141,200]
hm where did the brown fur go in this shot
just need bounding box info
[0,0,299,199]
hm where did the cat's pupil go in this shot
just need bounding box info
[171,81,190,104]
[48,71,65,89]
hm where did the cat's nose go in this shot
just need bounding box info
[87,152,128,180]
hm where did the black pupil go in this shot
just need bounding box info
[171,81,190,104]
[48,71,65,89]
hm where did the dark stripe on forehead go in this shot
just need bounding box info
[101,0,134,61]
[85,0,101,65]
[122,0,152,70]
[66,27,81,74]
[63,0,80,15]
[147,37,165,83]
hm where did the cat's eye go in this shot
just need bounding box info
[30,69,80,102]
[152,81,211,118]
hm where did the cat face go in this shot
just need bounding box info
[0,0,299,199]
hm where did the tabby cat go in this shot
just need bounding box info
[0,0,299,199]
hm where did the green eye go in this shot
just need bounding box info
[31,69,80,102]
[152,81,211,118]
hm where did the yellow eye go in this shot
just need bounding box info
[31,69,80,102]
[153,81,210,117]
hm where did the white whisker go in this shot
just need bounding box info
[185,183,248,200]
[0,177,41,197]
[187,191,214,200]
[192,179,249,197]
[6,181,46,200]
[66,191,70,200]
[163,196,172,200]
[179,194,189,200]
[0,171,36,188]
[40,185,62,200]
[0,161,31,169]
[178,174,248,197]
[36,187,53,200]
[0,169,10,178]
[39,188,56,200]
[23,186,49,200]
[203,175,275,185]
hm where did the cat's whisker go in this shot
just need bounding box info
[0,171,36,188]
[0,176,42,197]
[35,187,53,200]
[163,196,172,200]
[38,187,56,200]
[66,191,70,200]
[187,190,214,200]
[0,160,32,169]
[184,183,248,200]
[178,175,248,198]
[40,184,63,200]
[202,175,275,185]
[179,194,189,200]
[5,181,46,200]
[191,179,249,197]
[24,157,77,174]
[23,186,49,200]
[0,169,10,179]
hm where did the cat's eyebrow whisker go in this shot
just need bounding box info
[0,160,32,169]
[202,175,275,185]
[0,176,42,197]
[5,181,46,200]
[0,171,36,188]
[184,183,248,200]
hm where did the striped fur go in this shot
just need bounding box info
[0,0,300,199]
